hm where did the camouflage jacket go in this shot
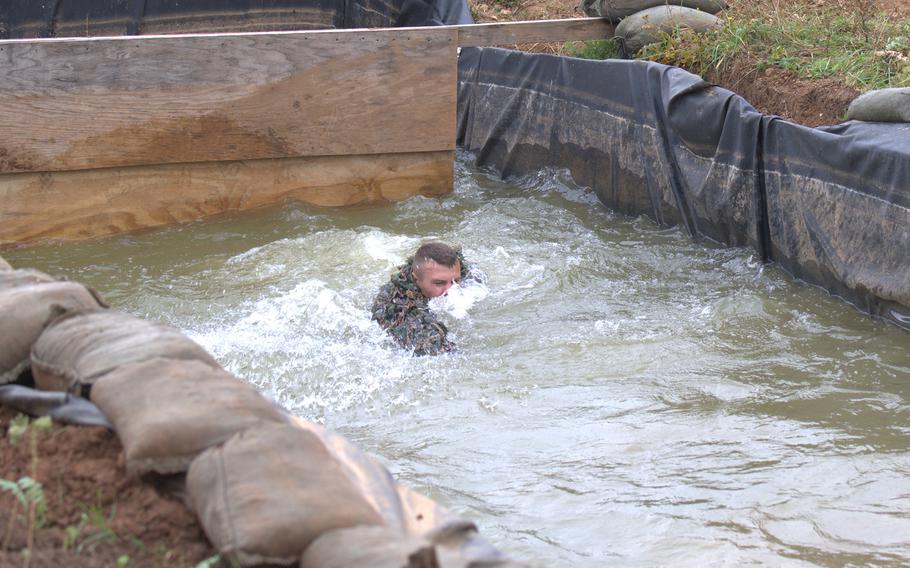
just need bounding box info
[371,255,469,356]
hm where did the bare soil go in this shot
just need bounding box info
[702,58,861,127]
[468,0,909,126]
[0,406,215,568]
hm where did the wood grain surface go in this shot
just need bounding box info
[0,151,453,246]
[453,18,614,47]
[0,28,457,174]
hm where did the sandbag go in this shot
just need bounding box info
[301,526,437,568]
[0,256,11,271]
[596,0,725,20]
[290,417,410,530]
[290,418,514,563]
[302,524,528,568]
[0,282,105,384]
[581,0,600,17]
[615,5,723,54]
[846,87,910,123]
[0,268,56,290]
[90,358,288,475]
[187,422,385,566]
[31,308,220,394]
[300,526,439,568]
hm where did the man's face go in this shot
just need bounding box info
[413,259,461,298]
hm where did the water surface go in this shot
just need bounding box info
[7,152,910,566]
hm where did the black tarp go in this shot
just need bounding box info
[0,0,471,38]
[457,48,910,330]
[0,385,112,428]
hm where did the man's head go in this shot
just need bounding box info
[411,242,462,298]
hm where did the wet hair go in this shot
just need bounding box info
[413,242,459,271]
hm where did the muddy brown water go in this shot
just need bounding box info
[6,151,910,566]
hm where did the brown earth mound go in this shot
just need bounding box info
[0,406,215,567]
[701,58,861,127]
[468,0,906,126]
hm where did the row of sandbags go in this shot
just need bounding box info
[0,255,527,567]
[581,0,725,55]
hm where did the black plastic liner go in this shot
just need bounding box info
[0,385,112,429]
[0,0,471,38]
[457,48,910,330]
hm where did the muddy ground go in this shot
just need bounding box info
[0,406,215,568]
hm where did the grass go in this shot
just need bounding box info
[64,500,119,554]
[1,415,53,568]
[636,0,910,91]
[564,39,623,59]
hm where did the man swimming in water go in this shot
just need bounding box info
[371,242,469,356]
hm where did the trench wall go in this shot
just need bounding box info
[456,47,910,330]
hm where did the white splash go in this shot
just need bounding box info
[362,233,417,264]
[428,269,489,319]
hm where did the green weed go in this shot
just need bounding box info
[564,39,623,60]
[7,414,30,446]
[1,414,53,568]
[75,501,118,553]
[195,555,223,568]
[0,478,47,531]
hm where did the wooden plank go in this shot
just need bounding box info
[0,151,453,246]
[0,28,457,174]
[453,18,614,47]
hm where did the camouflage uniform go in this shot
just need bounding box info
[371,254,470,356]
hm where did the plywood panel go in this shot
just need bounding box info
[0,28,456,174]
[0,151,453,246]
[454,18,614,47]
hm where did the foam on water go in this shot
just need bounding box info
[428,268,489,320]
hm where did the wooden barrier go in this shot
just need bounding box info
[0,19,613,246]
[0,27,457,245]
[0,152,453,244]
[0,28,456,173]
[455,18,614,47]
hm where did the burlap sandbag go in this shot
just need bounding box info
[31,308,219,394]
[187,422,385,566]
[584,0,726,20]
[0,268,56,291]
[302,524,528,568]
[301,526,437,568]
[290,417,411,529]
[0,256,12,271]
[91,358,288,475]
[290,418,515,564]
[0,282,105,384]
[615,5,723,54]
[846,87,910,123]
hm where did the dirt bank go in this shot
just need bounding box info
[0,407,214,567]
[701,59,861,127]
[468,0,908,126]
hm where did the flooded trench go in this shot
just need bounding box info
[7,151,910,566]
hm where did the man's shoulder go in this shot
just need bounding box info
[373,281,395,301]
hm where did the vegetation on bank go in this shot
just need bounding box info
[566,0,910,92]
